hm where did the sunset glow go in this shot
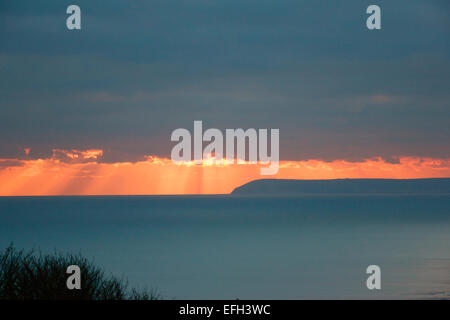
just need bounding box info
[1,149,449,196]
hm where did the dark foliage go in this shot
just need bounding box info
[0,244,160,300]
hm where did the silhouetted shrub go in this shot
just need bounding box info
[0,244,160,300]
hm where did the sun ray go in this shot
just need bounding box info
[1,152,449,196]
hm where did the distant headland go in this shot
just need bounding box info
[231,178,450,196]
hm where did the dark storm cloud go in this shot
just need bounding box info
[0,0,449,161]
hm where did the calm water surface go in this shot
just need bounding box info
[1,195,449,299]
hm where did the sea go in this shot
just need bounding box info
[1,194,449,299]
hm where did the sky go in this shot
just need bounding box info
[0,1,449,195]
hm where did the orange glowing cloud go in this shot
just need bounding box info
[0,150,449,196]
[52,149,104,162]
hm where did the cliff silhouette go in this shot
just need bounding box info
[231,178,450,196]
